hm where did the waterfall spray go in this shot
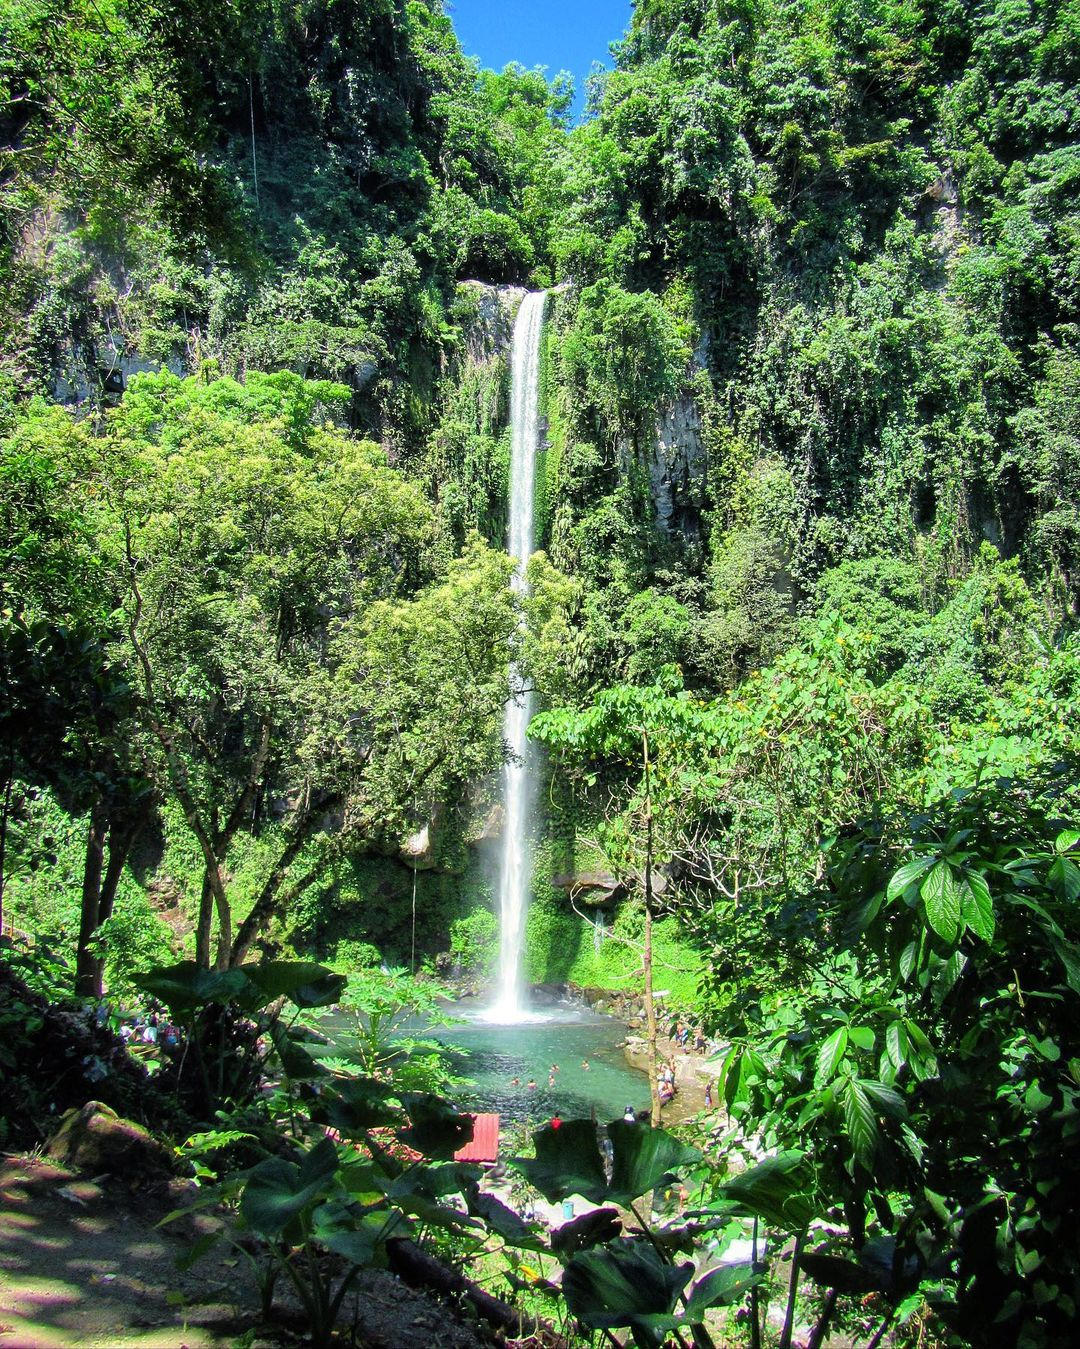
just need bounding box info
[492,290,546,1021]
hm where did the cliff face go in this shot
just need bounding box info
[613,383,708,546]
[648,391,707,541]
[458,281,525,364]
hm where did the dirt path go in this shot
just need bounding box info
[0,1157,262,1348]
[0,1157,503,1349]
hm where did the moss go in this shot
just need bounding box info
[522,892,703,1007]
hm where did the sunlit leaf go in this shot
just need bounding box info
[606,1120,701,1207]
[921,861,961,943]
[815,1026,849,1087]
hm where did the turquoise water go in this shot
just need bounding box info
[430,1001,651,1126]
[321,995,651,1127]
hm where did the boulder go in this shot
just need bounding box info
[551,871,625,905]
[400,822,437,870]
[46,1101,172,1179]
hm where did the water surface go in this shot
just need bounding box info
[432,998,651,1126]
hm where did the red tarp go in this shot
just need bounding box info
[454,1113,500,1164]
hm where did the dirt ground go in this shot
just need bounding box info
[0,1157,495,1349]
[0,1156,263,1348]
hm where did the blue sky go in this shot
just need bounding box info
[446,0,633,116]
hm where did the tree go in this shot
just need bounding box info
[532,672,713,1123]
[714,763,1080,1348]
[0,400,150,995]
[102,369,515,969]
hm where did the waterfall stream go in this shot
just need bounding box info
[491,289,546,1022]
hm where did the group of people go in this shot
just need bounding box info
[510,1058,593,1092]
[118,1011,180,1051]
[670,1018,708,1054]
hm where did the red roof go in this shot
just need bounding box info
[454,1113,500,1164]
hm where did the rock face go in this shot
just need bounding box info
[400,822,436,870]
[551,870,625,905]
[615,383,708,543]
[458,281,526,364]
[649,391,707,539]
[52,338,187,407]
[46,1101,172,1178]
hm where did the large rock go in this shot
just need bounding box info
[648,392,707,539]
[551,870,625,905]
[46,1101,172,1178]
[458,281,526,363]
[400,822,437,870]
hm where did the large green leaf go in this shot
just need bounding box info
[1054,829,1080,855]
[562,1240,693,1331]
[606,1119,701,1207]
[312,1204,408,1266]
[463,1184,548,1251]
[298,1137,340,1187]
[510,1119,608,1204]
[858,1078,906,1121]
[799,1250,881,1293]
[269,1021,326,1080]
[1051,937,1080,994]
[719,1151,820,1230]
[383,1162,480,1203]
[1048,856,1080,902]
[887,854,935,901]
[843,1080,879,1168]
[397,1094,474,1160]
[884,1020,908,1073]
[319,1077,401,1136]
[135,961,247,1014]
[549,1207,622,1257]
[683,1263,761,1317]
[645,1263,763,1330]
[240,1140,338,1239]
[815,1026,848,1087]
[241,960,347,1009]
[960,871,995,943]
[920,861,961,942]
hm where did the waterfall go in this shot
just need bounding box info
[492,290,546,1021]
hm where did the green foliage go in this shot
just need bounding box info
[712,765,1080,1346]
[563,281,690,440]
[448,907,498,977]
[815,555,928,679]
[325,966,463,1096]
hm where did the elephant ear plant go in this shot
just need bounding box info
[164,1073,484,1346]
[510,1117,766,1349]
[135,958,346,1115]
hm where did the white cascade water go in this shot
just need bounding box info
[491,290,546,1022]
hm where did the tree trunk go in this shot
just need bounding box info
[642,729,662,1127]
[212,868,232,970]
[87,822,139,998]
[386,1239,543,1339]
[229,850,318,966]
[0,763,13,936]
[75,801,108,998]
[195,869,214,969]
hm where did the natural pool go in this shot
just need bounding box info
[432,996,652,1126]
[320,992,652,1127]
